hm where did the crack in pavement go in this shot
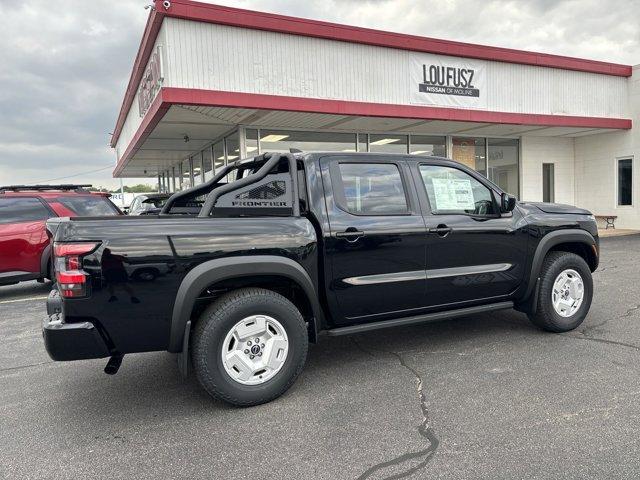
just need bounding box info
[563,333,640,351]
[622,304,640,318]
[0,361,55,373]
[572,303,640,347]
[579,319,610,337]
[350,337,439,480]
[593,264,617,274]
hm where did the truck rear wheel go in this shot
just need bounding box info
[528,251,593,332]
[191,287,308,406]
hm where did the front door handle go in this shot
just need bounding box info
[336,228,365,243]
[428,224,452,237]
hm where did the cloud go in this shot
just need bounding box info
[0,0,148,188]
[0,0,638,188]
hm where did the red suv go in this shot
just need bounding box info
[0,185,122,286]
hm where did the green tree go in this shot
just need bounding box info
[111,184,157,193]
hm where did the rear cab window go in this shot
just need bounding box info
[0,197,51,224]
[333,162,409,215]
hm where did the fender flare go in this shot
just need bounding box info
[522,229,596,301]
[169,255,323,353]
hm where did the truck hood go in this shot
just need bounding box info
[519,202,592,215]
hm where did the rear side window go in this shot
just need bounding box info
[337,163,408,215]
[0,197,50,224]
[53,196,120,216]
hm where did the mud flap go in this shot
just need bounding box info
[176,320,191,379]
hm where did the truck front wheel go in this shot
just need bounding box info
[528,251,593,332]
[191,287,308,406]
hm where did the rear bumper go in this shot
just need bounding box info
[42,290,110,361]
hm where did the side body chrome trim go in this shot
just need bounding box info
[426,263,512,279]
[342,263,512,286]
[342,270,425,286]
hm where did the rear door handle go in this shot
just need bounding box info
[428,225,452,237]
[336,228,365,242]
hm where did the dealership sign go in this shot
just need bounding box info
[138,46,165,117]
[410,54,487,109]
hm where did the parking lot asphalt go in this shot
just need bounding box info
[1,234,640,479]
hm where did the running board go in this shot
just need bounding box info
[324,301,514,336]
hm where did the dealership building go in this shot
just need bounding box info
[112,0,639,228]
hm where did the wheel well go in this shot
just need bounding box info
[548,242,597,271]
[190,275,316,341]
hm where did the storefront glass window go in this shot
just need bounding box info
[202,147,213,182]
[259,130,357,153]
[225,134,240,163]
[410,135,446,157]
[192,153,203,186]
[369,134,407,154]
[618,158,633,206]
[181,158,191,189]
[225,134,240,182]
[212,140,225,174]
[357,133,368,152]
[452,137,486,175]
[245,129,259,156]
[488,138,519,196]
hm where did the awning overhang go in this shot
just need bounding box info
[114,87,632,178]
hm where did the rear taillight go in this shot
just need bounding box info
[54,242,99,298]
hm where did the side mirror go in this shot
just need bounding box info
[501,193,517,213]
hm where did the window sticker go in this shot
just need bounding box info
[431,178,475,210]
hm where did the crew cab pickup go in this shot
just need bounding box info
[44,152,599,406]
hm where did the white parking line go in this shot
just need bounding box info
[0,296,49,305]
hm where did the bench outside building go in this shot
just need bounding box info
[595,215,617,230]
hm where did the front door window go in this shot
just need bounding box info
[419,165,496,216]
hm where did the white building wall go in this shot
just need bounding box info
[162,18,629,119]
[115,23,169,163]
[520,137,575,204]
[574,67,640,229]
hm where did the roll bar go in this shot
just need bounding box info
[160,152,299,217]
[160,162,236,215]
[198,152,299,218]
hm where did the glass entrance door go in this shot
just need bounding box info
[452,137,486,175]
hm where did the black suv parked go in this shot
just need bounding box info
[44,152,598,406]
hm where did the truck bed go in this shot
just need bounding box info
[50,215,317,353]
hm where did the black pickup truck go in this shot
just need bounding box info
[44,152,599,406]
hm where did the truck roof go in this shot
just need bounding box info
[0,184,111,198]
[292,152,449,163]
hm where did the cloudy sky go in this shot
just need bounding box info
[0,0,638,190]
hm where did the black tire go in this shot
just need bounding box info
[528,251,593,332]
[191,287,308,407]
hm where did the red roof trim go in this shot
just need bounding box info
[163,0,632,78]
[111,0,632,149]
[113,87,631,176]
[113,92,169,177]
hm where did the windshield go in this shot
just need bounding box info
[55,196,120,216]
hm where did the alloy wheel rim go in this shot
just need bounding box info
[551,269,584,318]
[221,315,289,385]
